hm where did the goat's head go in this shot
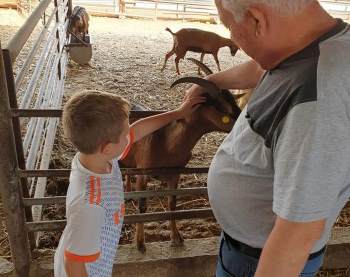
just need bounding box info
[69,14,85,35]
[171,76,241,133]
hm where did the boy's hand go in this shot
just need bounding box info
[130,96,205,144]
[184,84,205,102]
[176,95,206,118]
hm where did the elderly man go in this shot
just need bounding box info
[187,0,350,276]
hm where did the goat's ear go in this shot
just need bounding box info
[233,91,246,101]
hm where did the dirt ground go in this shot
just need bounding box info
[0,8,350,276]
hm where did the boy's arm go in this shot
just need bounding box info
[131,95,205,142]
[64,259,88,277]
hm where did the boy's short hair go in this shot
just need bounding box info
[63,91,130,154]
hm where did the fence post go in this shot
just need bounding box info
[54,0,62,79]
[2,48,35,250]
[67,0,73,17]
[0,43,31,277]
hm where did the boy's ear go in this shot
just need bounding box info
[101,142,114,155]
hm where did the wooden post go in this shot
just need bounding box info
[0,43,31,277]
[67,0,73,17]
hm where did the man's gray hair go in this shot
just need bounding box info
[220,0,316,21]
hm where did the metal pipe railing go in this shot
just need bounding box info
[15,7,58,90]
[26,208,214,232]
[13,109,165,118]
[24,187,208,206]
[18,167,210,177]
[5,0,52,63]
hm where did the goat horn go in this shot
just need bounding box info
[171,77,220,99]
[186,58,214,76]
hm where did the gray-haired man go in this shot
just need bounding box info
[186,0,350,276]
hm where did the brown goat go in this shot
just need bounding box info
[120,77,243,252]
[161,28,239,75]
[68,6,89,40]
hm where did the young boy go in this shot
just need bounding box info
[54,90,204,277]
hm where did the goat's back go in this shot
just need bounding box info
[120,121,192,169]
[173,28,228,52]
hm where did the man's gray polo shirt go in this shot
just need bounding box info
[208,19,350,253]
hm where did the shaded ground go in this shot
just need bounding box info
[0,9,349,276]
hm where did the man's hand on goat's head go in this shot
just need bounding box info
[177,95,206,118]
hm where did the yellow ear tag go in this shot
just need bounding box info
[222,116,230,124]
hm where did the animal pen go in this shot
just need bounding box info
[1,1,350,277]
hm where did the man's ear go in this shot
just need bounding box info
[247,6,268,37]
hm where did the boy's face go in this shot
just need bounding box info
[101,119,130,160]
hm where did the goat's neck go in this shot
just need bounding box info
[166,119,212,155]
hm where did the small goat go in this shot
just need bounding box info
[120,75,243,252]
[161,28,239,75]
[68,6,89,41]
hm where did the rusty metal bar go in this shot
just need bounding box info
[5,0,52,63]
[18,167,209,177]
[26,208,214,232]
[0,42,31,277]
[12,109,165,118]
[23,187,208,206]
[2,50,35,246]
[15,7,58,90]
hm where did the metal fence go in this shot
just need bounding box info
[0,0,71,275]
[1,1,350,276]
[70,0,350,21]
[0,2,215,276]
[73,0,218,21]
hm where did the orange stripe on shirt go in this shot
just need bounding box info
[120,203,125,216]
[64,249,100,263]
[120,128,135,160]
[96,177,101,204]
[89,176,95,204]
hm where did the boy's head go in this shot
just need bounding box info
[63,91,130,156]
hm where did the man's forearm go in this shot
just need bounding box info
[207,59,264,90]
[254,217,325,277]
